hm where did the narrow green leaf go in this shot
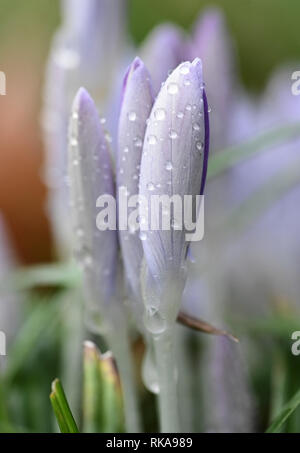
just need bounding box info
[266,388,300,433]
[1,263,81,292]
[50,393,70,434]
[4,294,63,381]
[208,123,300,180]
[50,379,79,433]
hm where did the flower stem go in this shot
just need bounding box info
[153,328,180,433]
[107,325,141,433]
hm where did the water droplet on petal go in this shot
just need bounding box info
[134,137,143,148]
[147,135,158,145]
[154,108,166,121]
[180,65,190,75]
[193,123,201,131]
[70,138,78,147]
[183,79,191,87]
[177,112,184,119]
[165,161,173,171]
[128,111,137,122]
[147,182,155,191]
[169,130,178,140]
[196,142,204,152]
[185,104,192,112]
[167,83,179,95]
[139,232,147,241]
[144,306,167,335]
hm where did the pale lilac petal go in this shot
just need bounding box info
[140,24,185,96]
[61,0,127,97]
[117,57,154,304]
[139,59,209,319]
[69,88,117,309]
[188,8,235,151]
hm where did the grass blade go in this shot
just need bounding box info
[266,388,300,433]
[50,379,79,433]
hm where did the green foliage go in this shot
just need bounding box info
[50,379,79,433]
[266,388,300,433]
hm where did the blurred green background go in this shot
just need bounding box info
[0,0,299,91]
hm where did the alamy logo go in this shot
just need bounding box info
[0,71,6,96]
[0,331,6,356]
[96,189,205,242]
[291,71,300,96]
[291,331,300,356]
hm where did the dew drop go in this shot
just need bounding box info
[193,123,201,131]
[147,182,155,191]
[144,306,167,335]
[128,111,137,122]
[177,112,184,119]
[139,232,147,241]
[142,347,160,395]
[134,137,143,148]
[167,83,179,95]
[105,132,112,143]
[147,135,158,145]
[70,138,78,147]
[169,130,178,140]
[180,65,190,75]
[185,104,192,112]
[184,79,191,87]
[154,108,166,121]
[165,161,173,171]
[196,141,204,152]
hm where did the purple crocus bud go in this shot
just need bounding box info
[68,88,118,317]
[117,58,154,309]
[140,24,185,97]
[188,8,235,151]
[139,58,209,326]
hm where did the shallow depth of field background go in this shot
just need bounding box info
[0,0,300,434]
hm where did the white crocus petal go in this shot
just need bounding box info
[69,88,118,314]
[139,58,208,324]
[117,58,154,308]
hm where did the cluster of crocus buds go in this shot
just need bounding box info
[68,56,209,334]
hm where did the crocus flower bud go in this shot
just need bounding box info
[117,58,154,307]
[139,58,209,327]
[61,0,127,99]
[188,8,234,151]
[69,88,118,318]
[140,24,185,97]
